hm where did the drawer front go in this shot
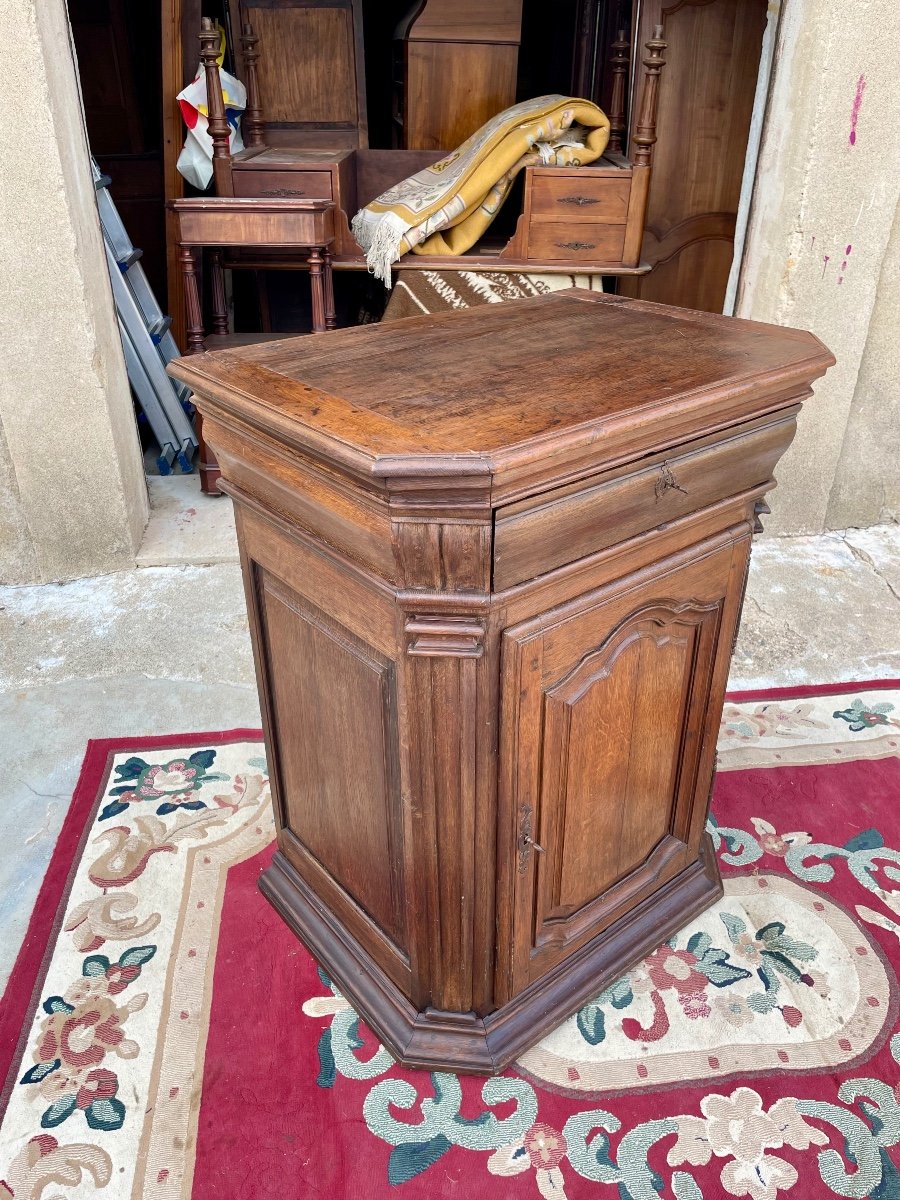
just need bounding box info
[530,173,631,223]
[526,220,626,262]
[493,414,796,590]
[177,207,334,247]
[232,169,334,200]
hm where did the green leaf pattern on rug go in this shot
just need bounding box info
[833,698,896,733]
[100,749,230,820]
[18,945,156,1133]
[569,911,818,1047]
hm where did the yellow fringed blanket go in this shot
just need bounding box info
[351,95,610,285]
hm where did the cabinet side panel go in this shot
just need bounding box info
[251,7,358,125]
[257,573,407,955]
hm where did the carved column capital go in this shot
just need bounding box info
[405,614,485,658]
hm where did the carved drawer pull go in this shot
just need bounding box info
[262,188,307,197]
[558,241,596,251]
[557,195,600,206]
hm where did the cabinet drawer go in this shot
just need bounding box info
[493,414,796,590]
[526,220,625,262]
[232,170,334,200]
[530,173,631,223]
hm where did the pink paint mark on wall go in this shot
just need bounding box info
[837,244,852,286]
[849,75,867,146]
[822,255,830,278]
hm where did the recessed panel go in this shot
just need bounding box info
[251,8,357,125]
[260,578,404,948]
[542,624,694,920]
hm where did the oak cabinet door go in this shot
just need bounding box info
[498,537,746,996]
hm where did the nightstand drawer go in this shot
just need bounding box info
[232,170,334,200]
[530,172,631,223]
[526,220,626,262]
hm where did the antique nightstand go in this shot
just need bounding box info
[169,291,833,1073]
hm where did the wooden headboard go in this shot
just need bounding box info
[228,0,368,149]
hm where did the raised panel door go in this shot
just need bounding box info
[498,536,746,995]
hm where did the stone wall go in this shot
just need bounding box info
[0,0,147,585]
[827,201,900,528]
[736,0,900,535]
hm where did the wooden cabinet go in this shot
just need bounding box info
[170,289,833,1073]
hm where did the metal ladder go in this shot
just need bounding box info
[93,159,197,474]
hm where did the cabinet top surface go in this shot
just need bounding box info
[170,291,833,489]
[232,147,353,168]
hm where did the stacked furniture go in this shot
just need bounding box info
[200,19,668,276]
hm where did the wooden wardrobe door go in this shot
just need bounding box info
[619,0,767,313]
[499,536,746,996]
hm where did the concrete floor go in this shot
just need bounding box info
[1,474,899,992]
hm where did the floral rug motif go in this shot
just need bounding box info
[2,684,900,1199]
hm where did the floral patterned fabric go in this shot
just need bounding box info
[2,686,900,1199]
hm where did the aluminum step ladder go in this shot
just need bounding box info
[93,159,197,474]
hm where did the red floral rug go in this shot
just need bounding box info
[2,682,900,1200]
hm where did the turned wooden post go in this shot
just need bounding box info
[240,22,266,148]
[210,250,228,336]
[179,244,205,353]
[180,240,223,495]
[308,247,327,333]
[607,29,630,156]
[323,249,336,331]
[621,24,667,267]
[632,24,667,170]
[199,17,234,196]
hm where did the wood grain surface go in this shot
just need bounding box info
[170,291,834,1072]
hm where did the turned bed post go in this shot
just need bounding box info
[607,28,630,156]
[621,24,667,267]
[240,21,266,149]
[199,17,234,196]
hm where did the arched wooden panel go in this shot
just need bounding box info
[533,601,717,947]
[541,615,697,919]
[500,541,737,989]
